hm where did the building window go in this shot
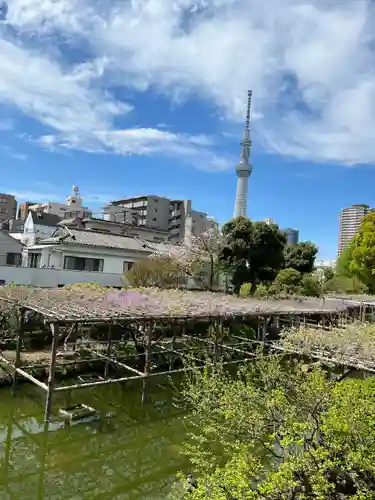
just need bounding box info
[28,253,41,268]
[63,256,104,272]
[6,253,22,266]
[152,218,157,221]
[123,261,135,273]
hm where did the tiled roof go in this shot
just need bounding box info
[31,212,62,227]
[40,228,152,253]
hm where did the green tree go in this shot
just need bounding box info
[284,241,318,274]
[220,217,286,293]
[336,245,354,278]
[323,266,334,282]
[183,230,225,291]
[173,356,375,499]
[349,212,375,292]
[269,267,302,295]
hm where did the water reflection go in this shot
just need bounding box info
[0,379,187,499]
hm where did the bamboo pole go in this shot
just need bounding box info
[104,324,112,378]
[44,323,59,423]
[93,350,144,376]
[12,308,24,396]
[142,321,152,404]
[15,368,48,391]
[262,317,267,342]
[159,344,210,366]
[187,335,253,357]
[53,356,256,393]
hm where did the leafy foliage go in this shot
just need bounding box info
[239,282,252,298]
[322,266,335,282]
[284,241,318,274]
[125,255,185,289]
[173,355,375,499]
[336,246,354,278]
[269,268,302,296]
[349,212,375,292]
[324,275,368,295]
[300,273,321,297]
[253,283,269,298]
[281,323,375,366]
[220,217,286,293]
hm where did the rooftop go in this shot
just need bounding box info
[39,227,153,252]
[30,212,62,227]
[0,286,348,324]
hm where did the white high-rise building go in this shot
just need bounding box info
[338,204,370,255]
[28,186,92,219]
[233,90,253,218]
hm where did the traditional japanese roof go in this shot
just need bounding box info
[30,212,62,227]
[39,228,152,253]
[0,286,348,324]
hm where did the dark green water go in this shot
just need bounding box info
[0,379,188,499]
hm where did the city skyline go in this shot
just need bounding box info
[1,0,375,261]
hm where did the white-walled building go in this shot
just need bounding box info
[0,231,23,267]
[24,227,157,273]
[22,212,62,247]
[28,185,92,219]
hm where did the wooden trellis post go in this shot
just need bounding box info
[12,308,25,396]
[104,323,113,378]
[142,321,152,404]
[44,323,59,423]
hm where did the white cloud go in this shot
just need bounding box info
[36,127,231,171]
[2,0,375,165]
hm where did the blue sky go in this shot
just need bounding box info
[1,0,375,261]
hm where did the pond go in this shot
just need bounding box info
[0,378,188,499]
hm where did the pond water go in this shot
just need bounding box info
[0,378,188,499]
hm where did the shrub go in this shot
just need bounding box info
[300,273,321,297]
[324,275,368,295]
[270,268,302,296]
[253,283,269,298]
[239,282,252,298]
[125,256,186,289]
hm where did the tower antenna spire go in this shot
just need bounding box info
[234,90,253,218]
[245,89,252,130]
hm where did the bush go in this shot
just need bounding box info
[324,275,368,295]
[253,283,269,298]
[300,273,321,297]
[270,268,302,296]
[125,256,186,289]
[239,282,252,298]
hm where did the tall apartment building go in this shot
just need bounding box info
[283,228,299,246]
[0,193,17,222]
[103,195,217,243]
[17,201,36,220]
[338,204,370,255]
